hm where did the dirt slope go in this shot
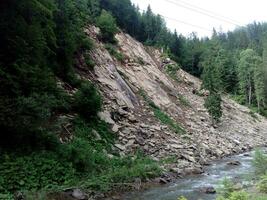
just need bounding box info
[76,26,267,173]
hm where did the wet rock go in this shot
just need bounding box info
[227,160,241,166]
[72,189,87,200]
[199,186,216,194]
[159,178,168,184]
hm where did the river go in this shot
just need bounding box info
[123,150,262,200]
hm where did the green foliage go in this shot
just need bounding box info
[177,196,188,200]
[228,191,249,200]
[204,92,223,123]
[0,117,161,195]
[105,44,125,62]
[0,152,76,193]
[82,153,162,191]
[153,108,185,134]
[84,54,95,69]
[253,150,267,176]
[74,82,102,120]
[97,10,118,43]
[217,178,236,198]
[257,174,267,193]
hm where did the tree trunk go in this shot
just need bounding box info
[248,76,252,106]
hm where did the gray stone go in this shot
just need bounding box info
[199,186,216,194]
[71,189,87,200]
[97,111,115,125]
[115,144,126,151]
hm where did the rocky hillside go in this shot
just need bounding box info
[76,26,267,174]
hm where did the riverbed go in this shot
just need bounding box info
[123,150,261,200]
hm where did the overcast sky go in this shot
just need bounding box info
[130,0,267,38]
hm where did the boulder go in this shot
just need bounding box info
[199,186,216,194]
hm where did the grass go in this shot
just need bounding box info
[105,43,125,62]
[139,90,185,134]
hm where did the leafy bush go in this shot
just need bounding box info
[228,191,249,200]
[217,178,235,198]
[84,54,95,70]
[74,82,102,119]
[0,152,76,193]
[253,150,267,176]
[96,10,118,43]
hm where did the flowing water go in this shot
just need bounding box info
[123,150,262,200]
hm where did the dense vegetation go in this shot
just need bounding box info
[0,0,162,197]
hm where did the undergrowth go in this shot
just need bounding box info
[0,117,161,198]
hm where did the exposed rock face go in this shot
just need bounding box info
[77,25,267,172]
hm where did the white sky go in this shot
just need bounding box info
[130,0,267,38]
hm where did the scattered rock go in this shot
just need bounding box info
[227,160,241,166]
[183,167,204,175]
[114,143,126,151]
[199,186,216,194]
[97,111,115,125]
[112,124,120,132]
[159,178,168,184]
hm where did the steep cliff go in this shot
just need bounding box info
[76,26,267,173]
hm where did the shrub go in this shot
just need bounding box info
[217,178,235,198]
[253,150,267,176]
[228,191,249,200]
[257,174,267,193]
[204,92,222,123]
[96,10,118,43]
[0,152,76,193]
[84,54,95,70]
[74,82,102,119]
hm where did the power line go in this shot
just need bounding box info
[162,14,213,32]
[172,0,242,25]
[139,8,212,32]
[162,0,242,27]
